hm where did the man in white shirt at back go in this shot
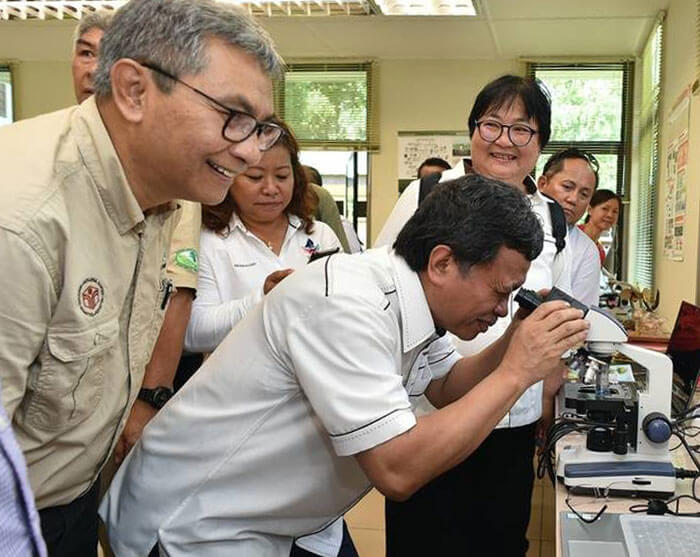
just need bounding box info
[538,148,601,308]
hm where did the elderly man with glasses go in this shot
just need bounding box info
[0,1,283,555]
[376,74,573,557]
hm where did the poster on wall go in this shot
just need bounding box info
[663,87,691,261]
[397,131,470,193]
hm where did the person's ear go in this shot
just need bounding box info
[537,174,547,191]
[109,59,150,123]
[425,244,455,287]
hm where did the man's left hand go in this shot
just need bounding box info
[114,400,158,465]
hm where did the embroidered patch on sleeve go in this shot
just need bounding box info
[173,248,199,272]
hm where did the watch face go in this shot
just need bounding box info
[153,387,173,408]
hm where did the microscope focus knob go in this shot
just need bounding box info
[642,412,672,444]
[587,426,612,452]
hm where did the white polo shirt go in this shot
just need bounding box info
[375,161,572,427]
[185,213,341,353]
[568,224,601,308]
[100,247,460,557]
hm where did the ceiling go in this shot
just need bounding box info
[260,0,668,60]
[0,0,669,62]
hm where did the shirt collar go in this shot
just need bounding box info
[388,249,439,352]
[230,212,300,232]
[72,97,176,234]
[528,187,550,207]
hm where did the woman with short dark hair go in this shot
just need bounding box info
[581,189,622,264]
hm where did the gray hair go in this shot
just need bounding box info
[73,9,114,47]
[93,0,283,97]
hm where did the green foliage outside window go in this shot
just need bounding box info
[539,70,623,142]
[284,71,367,142]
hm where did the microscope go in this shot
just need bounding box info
[516,288,675,497]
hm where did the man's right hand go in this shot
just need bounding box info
[263,269,293,294]
[500,301,589,388]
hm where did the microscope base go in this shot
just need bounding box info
[556,445,675,497]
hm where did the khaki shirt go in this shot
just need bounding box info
[0,97,177,508]
[166,200,201,291]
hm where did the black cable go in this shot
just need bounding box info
[629,431,700,516]
[672,430,700,473]
[537,416,595,485]
[679,403,700,417]
[565,486,608,523]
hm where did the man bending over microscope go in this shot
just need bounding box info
[101,175,589,557]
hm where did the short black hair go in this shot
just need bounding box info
[417,157,452,178]
[394,174,544,273]
[584,189,621,223]
[542,148,600,188]
[303,165,323,186]
[468,75,552,148]
[589,188,621,208]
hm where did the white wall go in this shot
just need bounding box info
[653,0,700,323]
[12,61,74,120]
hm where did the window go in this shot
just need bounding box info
[529,62,633,277]
[299,150,368,249]
[275,62,377,245]
[275,62,378,151]
[0,66,13,126]
[631,18,664,290]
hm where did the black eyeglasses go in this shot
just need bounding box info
[475,119,538,147]
[581,151,600,173]
[140,62,284,151]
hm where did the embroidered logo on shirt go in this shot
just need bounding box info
[174,248,199,272]
[303,238,320,256]
[78,278,104,316]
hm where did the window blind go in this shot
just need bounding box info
[274,62,378,151]
[632,18,664,290]
[0,65,13,125]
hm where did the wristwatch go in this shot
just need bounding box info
[137,386,173,410]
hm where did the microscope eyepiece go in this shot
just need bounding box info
[514,287,589,315]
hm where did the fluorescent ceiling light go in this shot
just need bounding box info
[0,0,371,19]
[374,0,476,16]
[0,0,477,19]
[0,1,125,20]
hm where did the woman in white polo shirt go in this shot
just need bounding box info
[185,119,340,354]
[184,119,350,557]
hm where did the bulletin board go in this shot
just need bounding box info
[663,87,691,261]
[397,131,470,193]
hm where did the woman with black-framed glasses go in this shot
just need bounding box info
[379,74,572,557]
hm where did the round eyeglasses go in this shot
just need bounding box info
[475,119,538,147]
[140,62,284,151]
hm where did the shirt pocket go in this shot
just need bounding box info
[26,318,119,431]
[405,351,432,396]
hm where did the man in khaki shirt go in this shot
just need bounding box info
[70,9,203,465]
[0,1,283,555]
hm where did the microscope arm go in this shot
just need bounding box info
[616,343,673,455]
